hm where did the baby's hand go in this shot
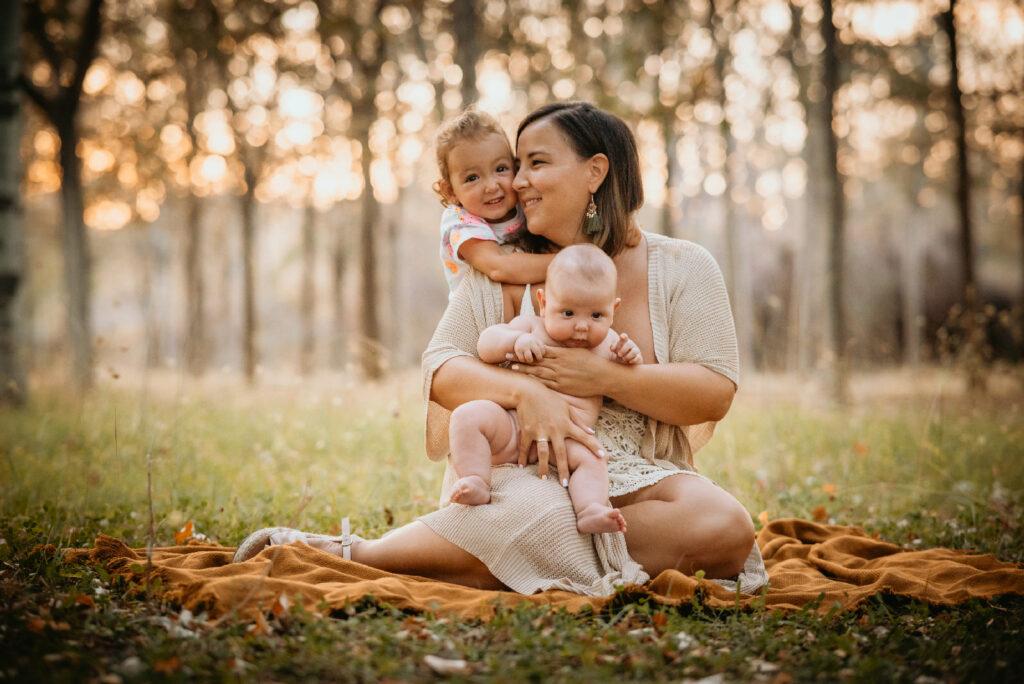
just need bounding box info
[610,332,642,365]
[512,333,546,363]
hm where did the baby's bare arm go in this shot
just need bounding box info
[477,315,543,364]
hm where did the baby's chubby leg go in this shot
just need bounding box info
[566,440,627,534]
[448,400,519,505]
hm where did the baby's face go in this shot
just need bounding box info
[446,133,518,222]
[540,281,618,349]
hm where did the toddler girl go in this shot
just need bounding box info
[434,108,554,295]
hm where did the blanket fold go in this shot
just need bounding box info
[64,518,1024,620]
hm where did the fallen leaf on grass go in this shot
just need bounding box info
[812,505,828,523]
[153,657,181,674]
[174,521,194,545]
[852,441,869,455]
[271,593,291,618]
[423,654,469,676]
[74,593,95,608]
[26,617,46,633]
[822,483,837,497]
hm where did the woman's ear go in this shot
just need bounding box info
[613,296,621,310]
[586,153,610,194]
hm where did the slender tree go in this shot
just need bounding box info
[940,0,984,391]
[300,203,317,375]
[822,0,849,404]
[451,0,480,106]
[0,0,25,405]
[20,0,104,392]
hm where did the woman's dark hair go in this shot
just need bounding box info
[515,101,643,257]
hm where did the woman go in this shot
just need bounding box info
[236,102,767,595]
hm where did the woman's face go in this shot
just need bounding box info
[513,119,593,247]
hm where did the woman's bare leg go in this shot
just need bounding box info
[611,473,754,579]
[309,521,505,590]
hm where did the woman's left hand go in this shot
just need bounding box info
[507,346,612,396]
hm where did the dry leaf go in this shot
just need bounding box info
[271,593,292,618]
[822,483,837,497]
[852,441,869,455]
[26,617,46,633]
[423,654,469,676]
[812,505,828,522]
[153,657,181,674]
[652,612,668,629]
[74,593,95,608]
[758,510,770,526]
[174,521,194,545]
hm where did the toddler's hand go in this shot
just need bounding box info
[513,333,546,364]
[611,332,643,365]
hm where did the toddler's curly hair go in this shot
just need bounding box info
[432,107,511,207]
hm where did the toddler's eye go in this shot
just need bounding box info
[497,163,510,173]
[591,313,603,320]
[464,174,478,182]
[562,310,574,317]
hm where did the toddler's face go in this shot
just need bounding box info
[446,133,518,222]
[540,281,618,350]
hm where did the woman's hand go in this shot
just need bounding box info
[514,382,604,485]
[509,346,617,398]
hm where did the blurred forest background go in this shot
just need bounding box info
[0,0,1021,404]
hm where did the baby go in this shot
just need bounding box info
[447,244,642,535]
[433,107,554,296]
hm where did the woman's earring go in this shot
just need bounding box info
[584,194,600,235]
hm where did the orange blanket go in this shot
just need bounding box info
[65,518,1024,619]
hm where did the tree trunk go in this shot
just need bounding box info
[358,136,383,379]
[822,0,849,404]
[0,0,25,405]
[660,110,679,237]
[57,116,94,392]
[330,202,349,370]
[941,0,983,392]
[141,225,161,368]
[300,203,316,376]
[240,165,257,383]
[182,193,205,375]
[710,0,754,372]
[452,0,479,106]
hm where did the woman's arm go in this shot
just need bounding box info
[511,349,734,425]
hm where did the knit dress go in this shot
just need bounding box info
[418,232,769,596]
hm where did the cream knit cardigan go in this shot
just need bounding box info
[418,232,767,596]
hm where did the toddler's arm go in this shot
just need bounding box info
[460,240,555,284]
[477,316,546,364]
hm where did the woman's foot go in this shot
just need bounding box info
[449,475,491,505]
[576,503,628,534]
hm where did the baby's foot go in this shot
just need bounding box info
[575,503,627,534]
[450,475,491,505]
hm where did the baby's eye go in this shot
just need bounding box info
[496,163,510,173]
[591,313,603,320]
[464,174,478,182]
[561,310,574,317]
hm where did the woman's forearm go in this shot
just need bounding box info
[431,356,535,411]
[600,361,735,426]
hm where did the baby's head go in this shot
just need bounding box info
[537,244,620,349]
[432,107,518,223]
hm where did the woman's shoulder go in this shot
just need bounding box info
[645,231,722,281]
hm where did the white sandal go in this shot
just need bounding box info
[232,517,362,563]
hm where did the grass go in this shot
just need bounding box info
[1,368,1023,682]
